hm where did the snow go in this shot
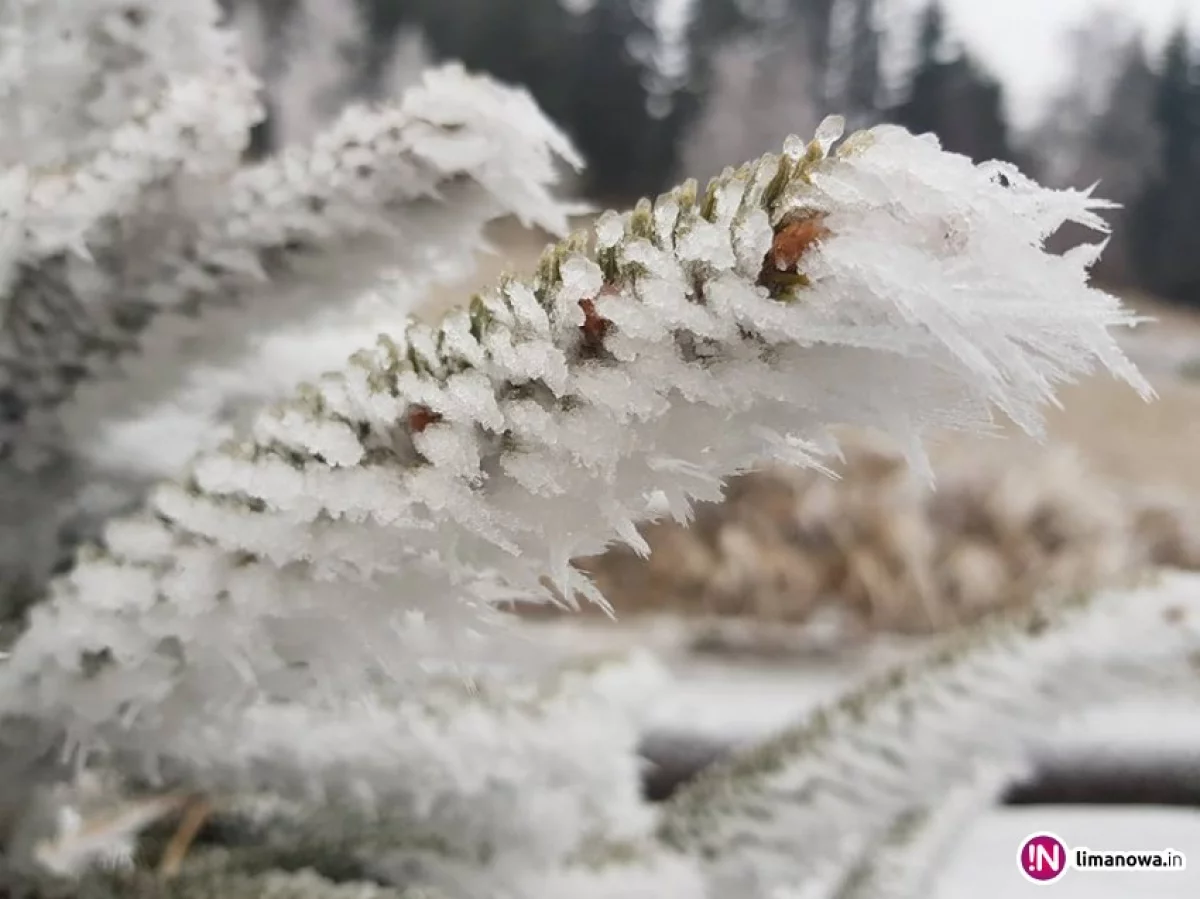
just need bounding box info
[532,617,1200,757]
[1031,701,1200,765]
[645,650,917,738]
[648,657,1200,767]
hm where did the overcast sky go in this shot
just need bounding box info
[661,0,1200,128]
[936,0,1200,127]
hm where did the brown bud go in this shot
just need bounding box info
[757,213,830,296]
[769,214,830,273]
[579,284,617,349]
[408,405,442,433]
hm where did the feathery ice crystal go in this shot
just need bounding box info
[0,56,582,623]
[0,10,1183,894]
[1,116,1149,776]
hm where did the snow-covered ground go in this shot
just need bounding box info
[531,616,1200,754]
[646,652,1200,761]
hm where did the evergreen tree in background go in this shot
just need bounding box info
[563,0,697,200]
[1075,38,1162,286]
[1028,15,1160,288]
[797,0,839,92]
[890,0,1015,164]
[225,0,1200,307]
[369,0,699,201]
[1092,41,1164,285]
[674,0,844,183]
[230,0,1018,203]
[1130,26,1200,304]
[841,0,883,127]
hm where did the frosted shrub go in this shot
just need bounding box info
[2,2,1198,898]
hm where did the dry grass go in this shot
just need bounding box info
[976,289,1200,497]
[555,438,1200,637]
[1007,375,1200,495]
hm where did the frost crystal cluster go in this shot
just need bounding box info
[0,1,1195,898]
[0,0,579,621]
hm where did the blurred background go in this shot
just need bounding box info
[227,0,1200,304]
[218,1,1200,890]
[220,0,1200,631]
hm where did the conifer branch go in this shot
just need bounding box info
[144,652,662,862]
[4,64,581,463]
[0,0,248,170]
[3,4,1173,898]
[657,570,1200,897]
[8,67,258,267]
[819,762,1016,899]
[0,61,582,624]
[0,119,1148,786]
[4,652,676,897]
[0,59,260,461]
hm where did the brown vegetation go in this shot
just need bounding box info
[556,437,1200,636]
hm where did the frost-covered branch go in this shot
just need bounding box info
[0,0,247,169]
[0,55,264,621]
[657,569,1200,897]
[5,63,582,462]
[159,652,661,859]
[1,36,260,464]
[7,652,691,899]
[202,653,697,899]
[816,762,1017,899]
[0,53,581,622]
[9,67,257,266]
[2,0,580,477]
[0,119,1148,780]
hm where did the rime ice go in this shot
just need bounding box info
[2,117,1150,771]
[0,27,1160,893]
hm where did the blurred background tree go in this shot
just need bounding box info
[1128,26,1200,304]
[226,0,1200,309]
[887,1,1015,165]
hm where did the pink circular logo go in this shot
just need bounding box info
[1019,832,1069,884]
